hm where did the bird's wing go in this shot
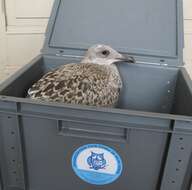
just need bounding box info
[28,64,119,106]
[28,63,120,106]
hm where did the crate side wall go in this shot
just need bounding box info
[43,56,179,113]
[20,114,169,190]
[0,113,26,190]
[0,56,44,98]
[172,68,192,116]
[160,121,192,190]
[117,64,178,113]
[0,55,179,114]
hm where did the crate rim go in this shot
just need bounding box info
[0,95,192,123]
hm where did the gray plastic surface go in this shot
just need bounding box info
[0,55,191,190]
[0,56,179,113]
[0,0,191,189]
[0,177,2,190]
[43,0,184,66]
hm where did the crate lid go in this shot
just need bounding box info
[42,0,184,67]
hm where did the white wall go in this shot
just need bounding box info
[184,0,192,76]
[0,0,53,81]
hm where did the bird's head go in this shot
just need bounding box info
[81,44,135,65]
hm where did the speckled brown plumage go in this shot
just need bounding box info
[28,44,135,107]
[28,63,122,107]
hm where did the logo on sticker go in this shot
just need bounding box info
[71,144,123,185]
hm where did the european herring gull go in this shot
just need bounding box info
[28,44,135,107]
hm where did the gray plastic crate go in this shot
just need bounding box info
[0,0,192,190]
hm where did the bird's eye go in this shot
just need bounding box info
[101,50,110,56]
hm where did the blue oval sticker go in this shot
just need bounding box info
[71,144,123,185]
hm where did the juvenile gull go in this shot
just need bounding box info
[28,45,135,107]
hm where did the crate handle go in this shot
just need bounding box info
[57,120,129,143]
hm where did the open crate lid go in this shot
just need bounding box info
[42,0,184,67]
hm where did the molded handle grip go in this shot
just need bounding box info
[57,120,129,142]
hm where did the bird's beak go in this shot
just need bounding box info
[116,54,135,64]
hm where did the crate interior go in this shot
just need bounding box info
[0,55,192,116]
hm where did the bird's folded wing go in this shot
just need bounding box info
[27,63,112,101]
